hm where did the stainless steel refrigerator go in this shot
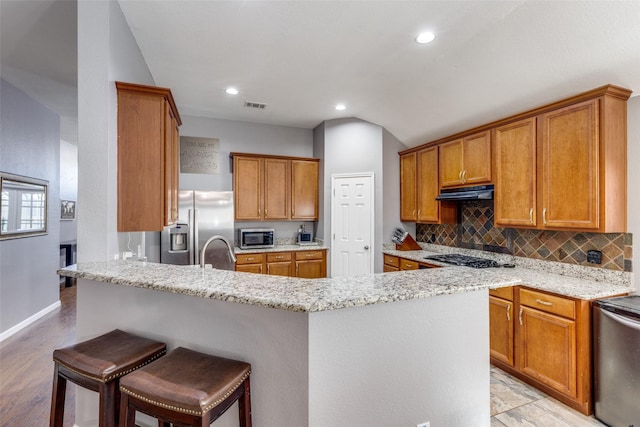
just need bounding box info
[160,191,235,270]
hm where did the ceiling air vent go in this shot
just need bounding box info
[244,101,267,110]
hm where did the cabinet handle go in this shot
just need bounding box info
[296,264,299,275]
[258,208,261,217]
[458,170,463,182]
[535,298,553,306]
[259,265,263,274]
[519,307,523,325]
[529,208,534,225]
[247,257,254,261]
[264,209,268,218]
[506,303,511,321]
[417,209,421,218]
[292,208,295,217]
[462,170,467,183]
[267,265,270,274]
[542,208,547,225]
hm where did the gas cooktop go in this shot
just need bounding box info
[423,254,500,269]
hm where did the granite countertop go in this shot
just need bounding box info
[234,244,328,254]
[383,246,634,300]
[58,260,521,313]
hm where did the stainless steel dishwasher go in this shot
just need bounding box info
[593,295,640,427]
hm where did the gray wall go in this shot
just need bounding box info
[77,0,154,263]
[315,118,386,273]
[0,79,61,336]
[59,140,77,245]
[382,128,414,243]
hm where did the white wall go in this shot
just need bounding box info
[627,96,639,292]
[77,0,154,263]
[0,79,61,337]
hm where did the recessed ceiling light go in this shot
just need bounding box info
[416,32,436,44]
[335,104,346,111]
[225,87,239,95]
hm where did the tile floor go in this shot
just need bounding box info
[490,366,606,426]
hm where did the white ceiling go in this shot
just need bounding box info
[2,1,640,148]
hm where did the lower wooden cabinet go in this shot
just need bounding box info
[383,254,440,272]
[490,286,592,415]
[236,250,327,278]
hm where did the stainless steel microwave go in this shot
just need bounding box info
[238,228,275,249]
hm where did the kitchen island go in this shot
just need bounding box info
[59,261,521,427]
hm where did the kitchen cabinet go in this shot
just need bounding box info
[232,153,319,221]
[494,118,537,227]
[490,286,593,415]
[235,249,327,278]
[295,250,326,278]
[291,160,319,220]
[266,252,293,276]
[439,131,491,188]
[489,287,515,367]
[235,253,264,274]
[539,100,601,230]
[383,254,400,272]
[116,81,182,232]
[400,149,456,224]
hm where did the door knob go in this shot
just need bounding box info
[364,245,369,250]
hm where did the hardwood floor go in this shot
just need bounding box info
[0,284,607,427]
[0,284,76,427]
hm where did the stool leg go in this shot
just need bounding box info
[119,393,137,427]
[49,364,67,427]
[99,380,118,427]
[238,377,252,427]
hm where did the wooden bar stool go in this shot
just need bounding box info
[119,347,252,427]
[50,329,166,427]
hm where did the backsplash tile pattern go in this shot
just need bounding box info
[416,202,632,272]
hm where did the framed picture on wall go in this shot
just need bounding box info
[60,200,76,220]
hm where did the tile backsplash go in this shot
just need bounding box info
[416,201,632,272]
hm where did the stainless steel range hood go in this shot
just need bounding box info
[435,184,494,201]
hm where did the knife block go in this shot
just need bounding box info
[395,234,421,251]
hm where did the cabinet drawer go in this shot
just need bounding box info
[384,255,400,268]
[520,288,576,319]
[295,250,324,260]
[235,253,264,265]
[267,252,292,262]
[400,259,419,270]
[490,286,514,301]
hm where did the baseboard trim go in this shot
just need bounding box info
[0,300,61,342]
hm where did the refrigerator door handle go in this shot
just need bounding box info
[193,208,199,265]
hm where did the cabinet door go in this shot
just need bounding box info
[234,156,262,220]
[267,261,293,276]
[462,131,492,184]
[235,264,263,274]
[400,153,417,221]
[164,101,179,226]
[291,160,318,220]
[519,306,577,397]
[416,147,439,222]
[296,259,325,278]
[399,259,419,270]
[541,100,599,229]
[264,158,289,220]
[489,296,515,367]
[494,118,537,227]
[383,264,400,272]
[439,140,464,187]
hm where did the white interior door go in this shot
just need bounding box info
[331,173,374,277]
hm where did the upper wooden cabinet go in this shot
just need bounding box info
[232,153,319,221]
[494,87,630,232]
[400,148,456,224]
[439,131,491,188]
[494,118,537,227]
[116,82,181,232]
[540,100,600,230]
[291,160,319,220]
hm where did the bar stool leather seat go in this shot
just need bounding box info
[119,347,252,427]
[50,329,167,427]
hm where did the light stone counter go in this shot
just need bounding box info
[383,245,634,300]
[58,259,520,312]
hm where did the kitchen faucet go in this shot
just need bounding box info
[200,235,237,269]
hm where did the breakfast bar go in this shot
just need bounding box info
[60,261,521,427]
